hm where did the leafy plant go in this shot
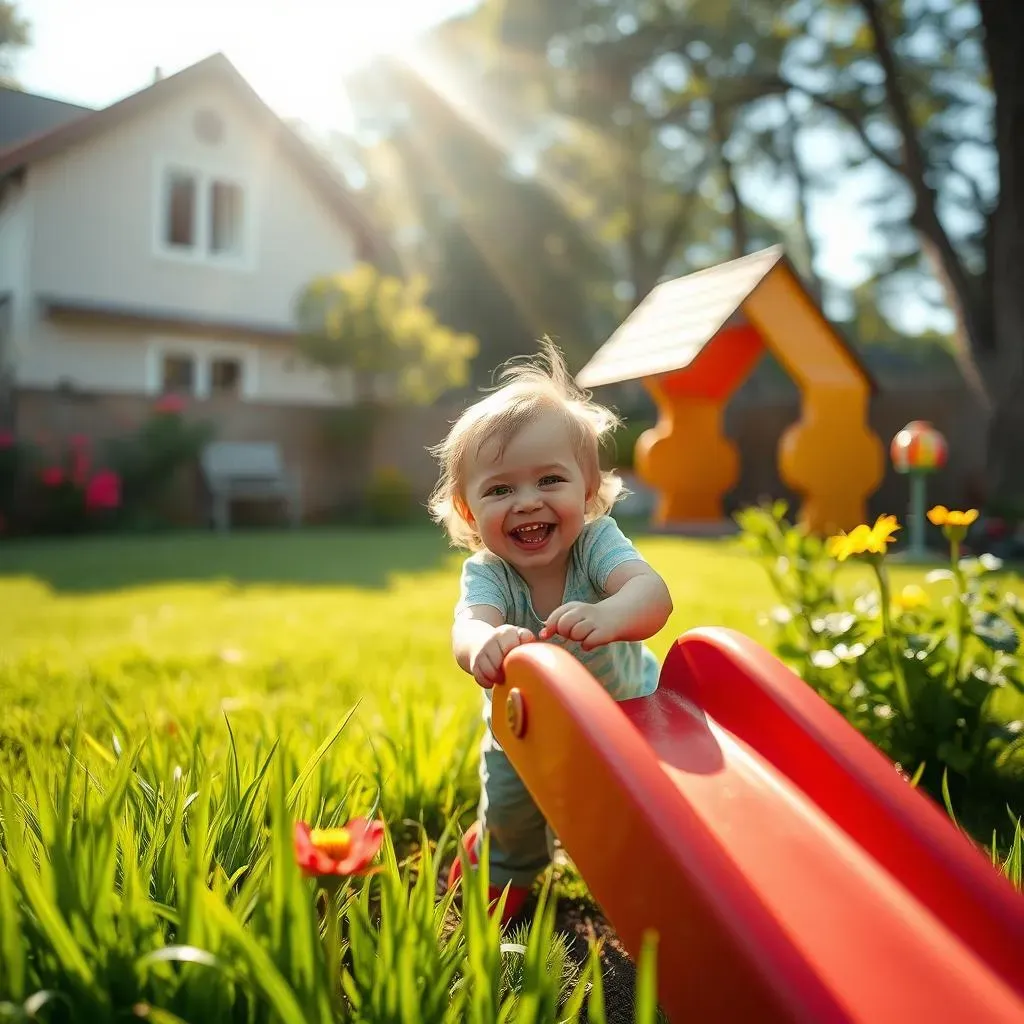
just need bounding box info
[736,500,1024,849]
[104,400,215,529]
[0,709,661,1022]
[296,262,478,406]
[0,434,122,536]
[363,466,417,527]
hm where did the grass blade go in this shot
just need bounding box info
[286,706,358,810]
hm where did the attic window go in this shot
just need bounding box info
[157,164,248,264]
[210,180,244,255]
[165,172,197,248]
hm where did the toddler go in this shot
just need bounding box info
[427,340,673,922]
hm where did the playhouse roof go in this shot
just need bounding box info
[576,246,876,392]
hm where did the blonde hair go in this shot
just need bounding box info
[427,339,624,551]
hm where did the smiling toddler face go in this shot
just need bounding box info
[462,407,590,574]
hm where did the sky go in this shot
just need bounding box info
[14,0,477,129]
[11,0,953,335]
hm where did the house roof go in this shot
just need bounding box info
[0,54,394,268]
[0,86,92,151]
[576,245,878,394]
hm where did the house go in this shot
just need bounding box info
[0,53,400,522]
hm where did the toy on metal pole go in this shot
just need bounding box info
[890,420,948,559]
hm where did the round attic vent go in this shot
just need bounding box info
[194,108,225,144]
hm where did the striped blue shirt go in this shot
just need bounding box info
[456,515,660,726]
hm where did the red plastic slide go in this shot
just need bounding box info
[491,628,1024,1023]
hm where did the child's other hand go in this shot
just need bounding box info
[540,602,618,651]
[470,625,535,688]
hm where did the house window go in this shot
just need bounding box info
[165,173,197,248]
[158,165,248,263]
[149,342,253,401]
[210,356,242,395]
[210,180,244,256]
[161,353,196,394]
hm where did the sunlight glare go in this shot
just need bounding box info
[231,0,477,132]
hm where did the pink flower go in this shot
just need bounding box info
[40,466,64,487]
[0,431,13,450]
[154,394,186,415]
[85,470,121,510]
[69,434,90,448]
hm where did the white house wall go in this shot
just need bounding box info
[17,320,146,393]
[18,318,351,407]
[26,79,358,332]
[0,178,32,368]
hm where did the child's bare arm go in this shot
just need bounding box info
[453,605,535,687]
[599,560,673,640]
[540,561,672,650]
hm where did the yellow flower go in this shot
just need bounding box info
[308,827,353,859]
[827,515,901,562]
[894,584,929,612]
[927,506,978,528]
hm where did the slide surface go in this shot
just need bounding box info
[492,628,1024,1023]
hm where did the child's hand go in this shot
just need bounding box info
[540,601,619,651]
[470,625,536,688]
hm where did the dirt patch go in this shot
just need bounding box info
[552,897,644,1024]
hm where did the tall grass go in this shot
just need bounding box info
[4,528,1022,1021]
[0,709,659,1023]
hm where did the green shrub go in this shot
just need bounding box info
[736,500,1024,848]
[104,399,214,528]
[363,466,416,526]
[0,434,122,536]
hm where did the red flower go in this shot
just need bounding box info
[0,431,13,450]
[40,466,64,487]
[154,394,186,415]
[85,469,121,510]
[293,818,385,877]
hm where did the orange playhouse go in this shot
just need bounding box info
[491,631,1024,1022]
[576,246,884,535]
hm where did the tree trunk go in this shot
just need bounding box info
[856,0,990,403]
[712,104,748,259]
[784,95,824,304]
[977,2,1024,513]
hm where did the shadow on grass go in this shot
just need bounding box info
[0,526,460,593]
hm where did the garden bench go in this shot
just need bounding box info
[200,441,302,531]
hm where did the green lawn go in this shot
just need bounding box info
[5,522,1016,778]
[1,526,773,747]
[4,524,1019,749]
[1,525,1021,1021]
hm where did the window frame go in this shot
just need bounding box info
[152,158,255,270]
[145,338,257,401]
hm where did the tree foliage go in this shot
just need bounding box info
[295,263,478,405]
[0,0,30,84]
[336,0,1024,505]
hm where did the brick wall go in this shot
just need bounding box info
[724,383,988,518]
[15,382,987,527]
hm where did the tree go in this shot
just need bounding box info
[345,19,617,382]
[765,0,1021,509]
[295,262,478,406]
[488,0,832,306]
[0,1,29,85]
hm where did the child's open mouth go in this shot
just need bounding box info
[508,523,555,550]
